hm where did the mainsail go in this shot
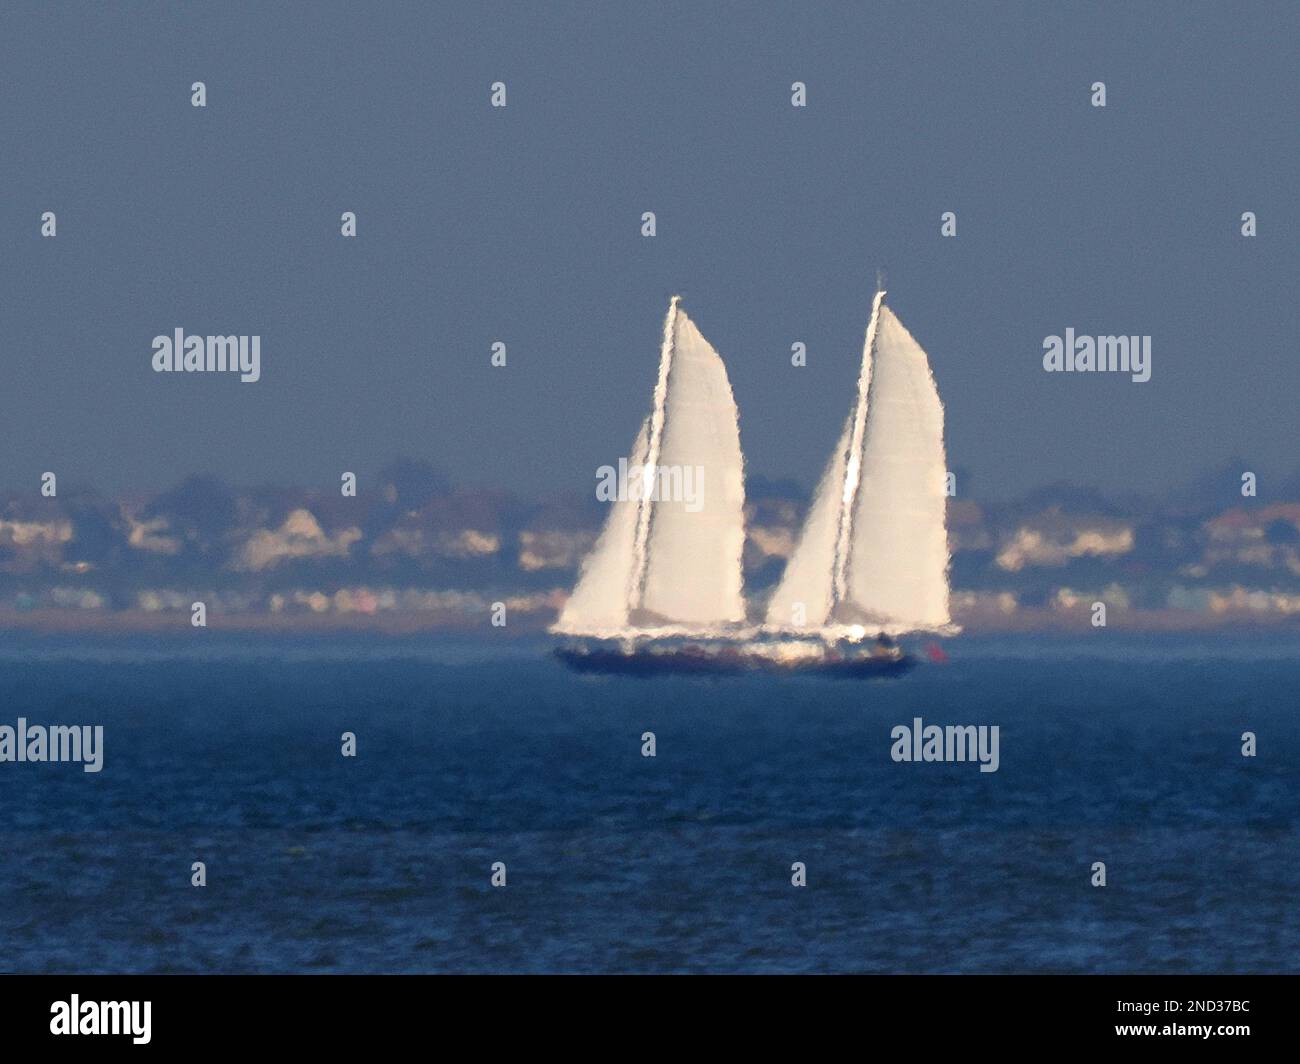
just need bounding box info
[554,299,747,635]
[766,290,952,634]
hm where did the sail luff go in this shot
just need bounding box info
[628,296,679,612]
[830,288,886,610]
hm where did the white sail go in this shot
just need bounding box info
[843,303,950,629]
[768,291,952,635]
[555,299,747,635]
[553,418,650,633]
[638,303,747,625]
[764,413,850,628]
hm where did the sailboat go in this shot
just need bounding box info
[553,287,954,676]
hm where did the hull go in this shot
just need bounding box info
[554,638,915,678]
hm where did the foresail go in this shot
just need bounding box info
[638,307,747,626]
[843,304,950,628]
[764,414,850,628]
[553,418,650,633]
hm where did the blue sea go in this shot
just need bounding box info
[0,633,1296,974]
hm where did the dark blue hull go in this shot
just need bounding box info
[554,645,915,678]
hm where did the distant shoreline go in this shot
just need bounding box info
[0,607,1295,636]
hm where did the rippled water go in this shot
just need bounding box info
[0,634,1296,973]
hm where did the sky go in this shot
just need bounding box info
[1,2,1296,502]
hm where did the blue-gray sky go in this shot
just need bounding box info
[2,1,1296,500]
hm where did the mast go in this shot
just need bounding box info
[628,296,679,611]
[830,286,886,611]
